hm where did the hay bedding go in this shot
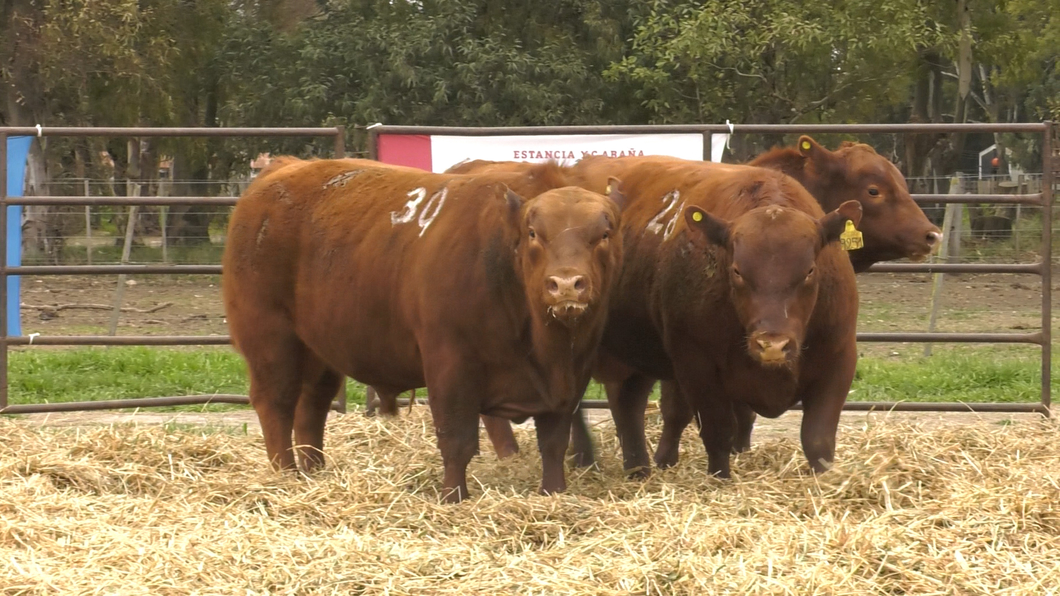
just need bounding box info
[1,411,1059,595]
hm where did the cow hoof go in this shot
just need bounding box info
[625,465,651,480]
[494,445,519,460]
[653,448,680,469]
[569,452,597,469]
[440,487,466,504]
[538,484,566,496]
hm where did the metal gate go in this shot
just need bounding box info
[0,126,345,414]
[0,123,1053,416]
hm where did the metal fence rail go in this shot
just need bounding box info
[0,123,1053,416]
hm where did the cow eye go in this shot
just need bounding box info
[806,266,815,280]
[731,266,742,279]
[867,186,880,197]
[528,228,537,240]
[601,231,610,241]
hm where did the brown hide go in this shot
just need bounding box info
[749,136,941,272]
[222,158,624,502]
[593,160,859,478]
[451,148,904,476]
[571,148,933,470]
[444,159,526,174]
[255,155,311,180]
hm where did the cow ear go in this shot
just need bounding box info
[819,200,863,245]
[604,177,627,212]
[503,186,525,223]
[684,206,730,247]
[797,135,835,165]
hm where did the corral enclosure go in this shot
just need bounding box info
[2,123,1055,413]
[1,124,1058,594]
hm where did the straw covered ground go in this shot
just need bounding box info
[2,410,1059,595]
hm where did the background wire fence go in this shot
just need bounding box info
[17,175,1058,267]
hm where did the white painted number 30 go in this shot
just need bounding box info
[391,187,448,237]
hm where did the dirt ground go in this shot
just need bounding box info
[17,269,1056,346]
[13,405,1043,444]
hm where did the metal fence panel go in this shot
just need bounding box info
[0,123,1052,416]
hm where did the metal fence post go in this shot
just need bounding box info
[333,125,346,158]
[367,125,380,161]
[330,125,349,414]
[1041,121,1053,413]
[0,132,7,410]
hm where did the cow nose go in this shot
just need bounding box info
[926,230,943,246]
[756,338,790,352]
[547,275,587,299]
[753,335,792,365]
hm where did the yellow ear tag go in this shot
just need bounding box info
[692,211,703,222]
[839,220,864,251]
[606,184,612,194]
[801,140,812,151]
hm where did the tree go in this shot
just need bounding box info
[605,0,945,158]
[218,0,644,155]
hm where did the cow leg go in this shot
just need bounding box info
[800,347,857,473]
[364,386,379,417]
[245,338,306,471]
[671,360,734,478]
[293,362,344,473]
[693,396,736,478]
[732,402,757,454]
[375,387,400,417]
[654,380,694,469]
[568,410,596,469]
[430,405,479,503]
[481,415,520,459]
[436,415,479,503]
[421,360,481,503]
[534,410,574,496]
[607,373,657,478]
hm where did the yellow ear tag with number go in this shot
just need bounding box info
[692,211,703,222]
[839,220,864,251]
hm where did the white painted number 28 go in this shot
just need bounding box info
[645,190,685,240]
[391,187,448,237]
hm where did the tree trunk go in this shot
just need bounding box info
[3,0,58,260]
[905,48,944,178]
[165,152,215,246]
[940,0,974,175]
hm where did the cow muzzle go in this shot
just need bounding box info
[546,275,590,324]
[908,227,943,262]
[748,332,797,366]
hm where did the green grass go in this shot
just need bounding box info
[7,346,377,411]
[3,346,1052,412]
[851,350,1050,404]
[9,347,249,409]
[26,243,227,266]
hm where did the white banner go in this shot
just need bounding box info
[431,133,705,173]
[710,133,730,163]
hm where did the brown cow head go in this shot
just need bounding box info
[684,200,862,367]
[797,136,941,272]
[510,179,626,329]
